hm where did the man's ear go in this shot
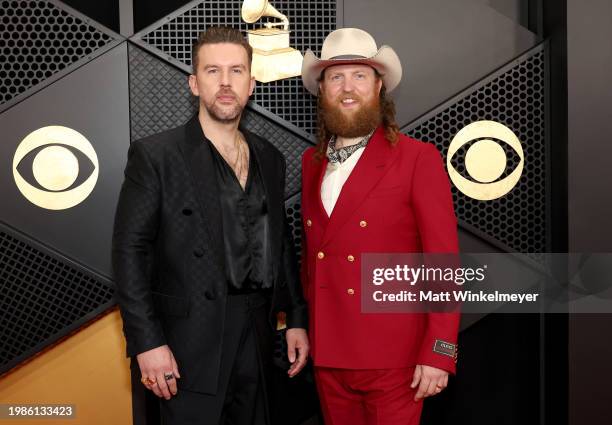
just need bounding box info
[188,74,199,97]
[248,75,256,97]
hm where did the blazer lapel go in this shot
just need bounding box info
[321,126,398,247]
[316,155,331,220]
[303,152,330,226]
[177,115,225,267]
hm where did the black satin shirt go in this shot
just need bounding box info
[208,136,273,293]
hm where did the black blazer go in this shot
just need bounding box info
[111,115,307,394]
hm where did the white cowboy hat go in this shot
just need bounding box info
[301,28,403,96]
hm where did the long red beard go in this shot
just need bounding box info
[321,93,381,138]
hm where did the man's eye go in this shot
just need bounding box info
[233,68,242,74]
[208,69,218,74]
[331,75,341,81]
[355,74,365,79]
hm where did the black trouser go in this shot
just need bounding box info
[160,292,272,425]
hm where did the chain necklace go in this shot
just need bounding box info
[211,130,248,189]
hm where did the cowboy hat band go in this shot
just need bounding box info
[301,28,403,95]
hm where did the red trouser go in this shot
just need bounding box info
[314,366,423,425]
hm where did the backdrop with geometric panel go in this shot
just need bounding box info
[0,3,548,423]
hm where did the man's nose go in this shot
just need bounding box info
[220,69,231,87]
[341,80,355,93]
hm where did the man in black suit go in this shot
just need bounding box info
[112,26,309,425]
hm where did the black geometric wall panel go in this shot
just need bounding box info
[0,42,129,374]
[0,43,130,276]
[344,0,537,128]
[0,0,121,109]
[0,222,114,374]
[128,44,312,197]
[404,43,547,254]
[241,112,311,198]
[128,43,197,141]
[133,0,336,135]
[285,193,302,260]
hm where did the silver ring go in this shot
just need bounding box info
[164,372,175,381]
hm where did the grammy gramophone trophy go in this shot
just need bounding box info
[241,0,303,82]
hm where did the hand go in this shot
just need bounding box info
[136,344,181,400]
[286,328,309,378]
[411,364,448,401]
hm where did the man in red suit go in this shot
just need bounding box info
[300,28,460,424]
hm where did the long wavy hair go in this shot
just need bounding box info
[313,81,400,162]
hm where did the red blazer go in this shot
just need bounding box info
[300,126,460,374]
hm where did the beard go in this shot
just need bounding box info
[321,92,382,138]
[203,89,244,123]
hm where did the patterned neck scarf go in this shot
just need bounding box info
[326,130,375,164]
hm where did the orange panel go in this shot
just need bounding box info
[0,309,132,425]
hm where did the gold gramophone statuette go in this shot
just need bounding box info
[241,0,303,82]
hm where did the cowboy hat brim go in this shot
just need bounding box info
[301,45,403,95]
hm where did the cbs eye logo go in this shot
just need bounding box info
[12,126,99,210]
[446,121,524,201]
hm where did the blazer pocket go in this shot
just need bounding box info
[152,291,190,317]
[368,185,406,198]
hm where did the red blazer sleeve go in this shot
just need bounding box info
[411,142,461,374]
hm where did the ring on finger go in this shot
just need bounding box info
[164,372,175,381]
[141,376,156,386]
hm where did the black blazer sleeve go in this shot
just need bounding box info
[112,140,167,357]
[279,156,308,329]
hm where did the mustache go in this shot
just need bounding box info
[215,89,238,99]
[337,94,362,102]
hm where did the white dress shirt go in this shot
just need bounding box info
[321,146,366,217]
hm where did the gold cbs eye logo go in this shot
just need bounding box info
[12,126,99,210]
[447,121,524,201]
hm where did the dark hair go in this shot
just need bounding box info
[191,26,253,73]
[314,72,400,161]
